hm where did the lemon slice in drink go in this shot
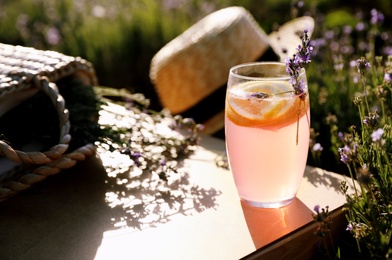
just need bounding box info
[226,81,308,128]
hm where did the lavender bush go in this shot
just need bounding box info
[338,55,392,258]
[307,7,392,172]
[307,7,392,258]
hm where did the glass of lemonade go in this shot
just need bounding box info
[225,62,310,208]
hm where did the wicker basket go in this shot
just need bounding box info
[0,43,97,201]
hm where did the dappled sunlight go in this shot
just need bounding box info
[96,145,222,231]
[96,101,222,231]
[303,166,350,194]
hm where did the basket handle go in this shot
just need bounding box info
[0,75,71,164]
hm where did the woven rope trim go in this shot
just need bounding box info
[0,143,96,201]
[0,75,71,164]
[0,43,99,201]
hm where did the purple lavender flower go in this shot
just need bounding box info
[309,38,325,56]
[370,9,384,25]
[312,205,331,237]
[363,112,380,129]
[356,57,371,75]
[293,1,304,8]
[130,152,143,167]
[356,58,371,69]
[312,143,323,152]
[247,92,269,99]
[324,31,334,40]
[46,27,61,45]
[384,73,392,83]
[338,145,352,164]
[383,46,392,56]
[297,80,306,95]
[371,128,384,142]
[346,223,353,231]
[338,132,345,142]
[355,22,366,32]
[343,25,353,35]
[285,30,312,96]
[340,152,349,164]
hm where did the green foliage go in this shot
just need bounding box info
[57,78,119,151]
[324,10,357,28]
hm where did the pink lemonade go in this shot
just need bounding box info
[225,80,310,208]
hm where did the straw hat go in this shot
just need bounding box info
[150,7,270,114]
[150,6,314,134]
[269,16,315,61]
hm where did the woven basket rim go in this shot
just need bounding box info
[0,43,98,96]
[0,43,98,201]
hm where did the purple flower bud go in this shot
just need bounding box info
[370,9,384,25]
[130,152,142,166]
[296,80,306,95]
[343,25,353,35]
[312,143,323,152]
[285,57,291,67]
[290,77,297,86]
[371,128,384,142]
[325,31,334,40]
[340,153,349,164]
[363,112,380,129]
[338,132,344,141]
[248,92,270,99]
[384,73,392,83]
[356,57,371,75]
[356,22,366,32]
[46,27,61,45]
[285,30,312,93]
[338,146,351,164]
[346,223,353,231]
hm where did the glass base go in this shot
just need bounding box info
[241,197,294,208]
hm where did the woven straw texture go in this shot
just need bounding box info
[0,43,97,201]
[150,6,270,115]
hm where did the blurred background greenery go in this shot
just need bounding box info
[1,0,392,173]
[0,0,390,108]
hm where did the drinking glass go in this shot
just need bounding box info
[225,62,310,208]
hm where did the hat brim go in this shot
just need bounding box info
[268,16,315,62]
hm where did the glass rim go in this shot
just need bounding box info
[229,61,305,81]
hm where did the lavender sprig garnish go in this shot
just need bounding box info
[286,30,313,97]
[285,30,312,145]
[245,30,312,100]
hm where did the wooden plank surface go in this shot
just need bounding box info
[0,135,355,260]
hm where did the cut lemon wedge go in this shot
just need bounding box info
[226,81,309,128]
